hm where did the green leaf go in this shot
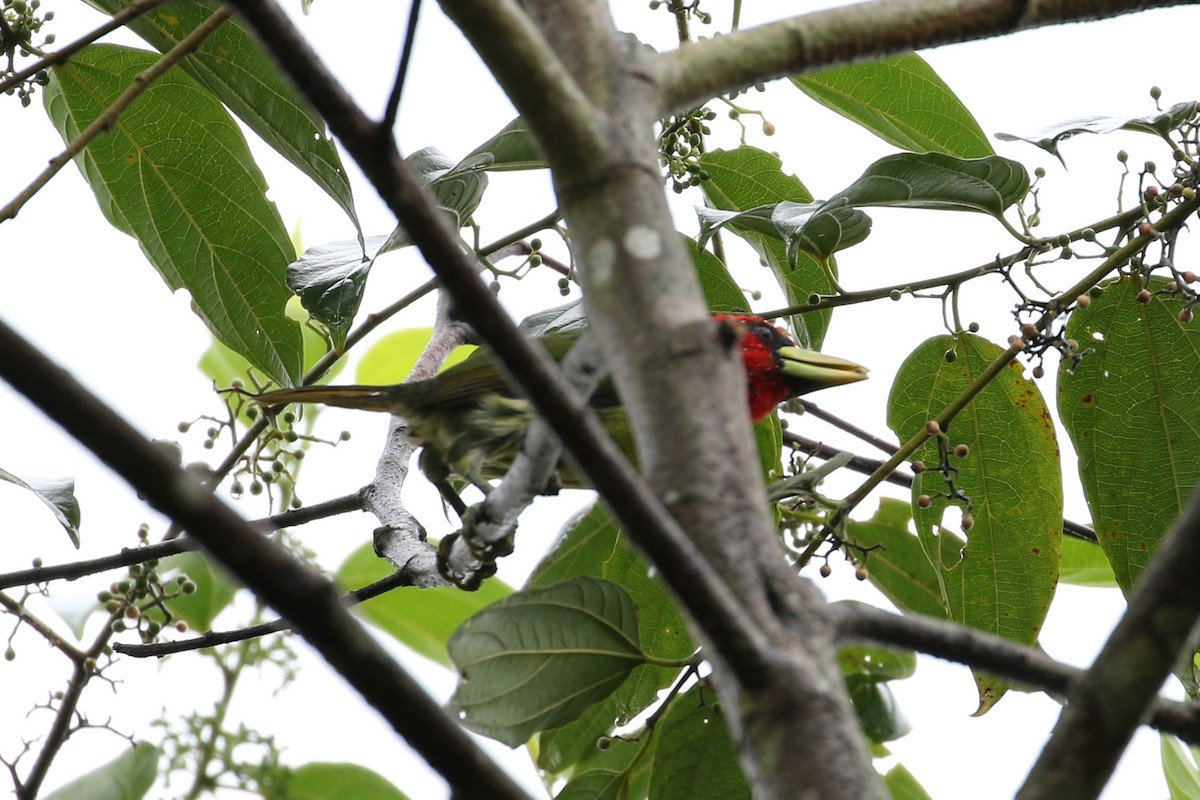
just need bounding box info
[355,329,475,385]
[45,44,302,386]
[845,498,946,619]
[554,770,625,800]
[1059,276,1200,594]
[518,299,589,338]
[532,505,694,775]
[793,54,992,158]
[846,674,911,743]
[383,147,488,251]
[43,742,158,800]
[837,638,917,683]
[528,503,619,589]
[699,146,836,349]
[648,686,751,800]
[161,551,239,631]
[1163,735,1200,800]
[448,576,646,746]
[283,763,410,800]
[887,334,1061,712]
[286,235,389,352]
[996,102,1197,163]
[821,152,1028,221]
[696,201,872,263]
[461,117,545,172]
[83,0,360,234]
[291,148,487,348]
[0,468,80,548]
[336,543,510,667]
[1059,536,1117,588]
[687,238,748,313]
[883,763,934,800]
[775,200,873,262]
[199,297,343,391]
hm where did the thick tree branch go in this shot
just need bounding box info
[1018,485,1200,800]
[227,0,771,674]
[832,602,1200,743]
[0,317,534,800]
[364,293,468,586]
[442,2,888,798]
[657,0,1198,114]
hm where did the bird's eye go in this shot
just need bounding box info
[751,323,776,345]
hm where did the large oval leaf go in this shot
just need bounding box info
[648,686,750,800]
[530,504,694,774]
[291,148,487,348]
[285,762,410,800]
[337,542,510,667]
[822,152,1028,220]
[83,0,361,234]
[0,468,80,548]
[448,576,646,747]
[45,44,302,385]
[1058,276,1200,594]
[699,146,836,349]
[887,334,1061,711]
[161,551,239,632]
[996,102,1197,163]
[554,770,625,800]
[793,54,992,158]
[43,742,158,800]
[845,498,945,620]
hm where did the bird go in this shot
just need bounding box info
[247,314,867,488]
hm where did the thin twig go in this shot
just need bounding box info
[793,400,897,455]
[381,0,422,132]
[0,5,235,224]
[0,0,168,95]
[113,569,412,658]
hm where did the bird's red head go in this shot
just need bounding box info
[715,314,868,421]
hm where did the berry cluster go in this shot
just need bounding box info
[1,0,55,108]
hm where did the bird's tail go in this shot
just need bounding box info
[243,384,413,413]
